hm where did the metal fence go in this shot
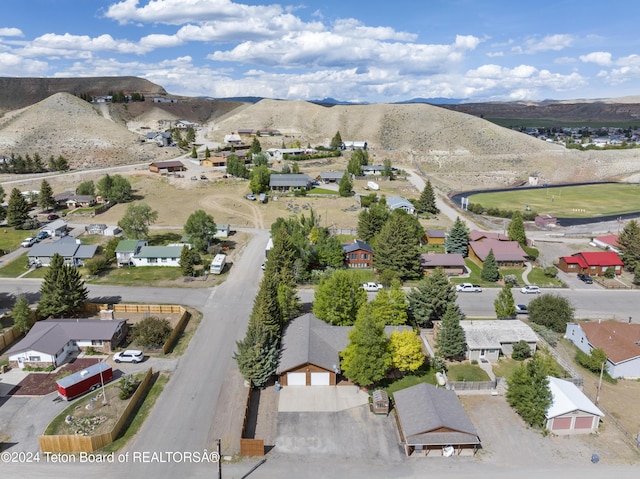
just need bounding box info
[448,380,497,391]
[535,334,584,387]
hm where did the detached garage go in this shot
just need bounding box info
[545,377,604,435]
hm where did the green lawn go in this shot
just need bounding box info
[88,265,184,285]
[526,267,564,287]
[446,363,491,381]
[308,187,339,195]
[377,365,437,398]
[469,183,640,218]
[0,228,40,253]
[0,254,30,277]
[492,357,522,379]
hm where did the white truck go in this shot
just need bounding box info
[362,282,384,292]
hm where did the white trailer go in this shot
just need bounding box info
[210,254,226,274]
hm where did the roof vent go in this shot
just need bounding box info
[80,369,88,377]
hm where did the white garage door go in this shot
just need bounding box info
[287,372,307,386]
[310,372,330,386]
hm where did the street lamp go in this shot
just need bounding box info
[99,359,108,405]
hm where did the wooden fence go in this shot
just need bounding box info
[0,326,20,351]
[162,308,190,354]
[239,382,265,457]
[39,368,154,453]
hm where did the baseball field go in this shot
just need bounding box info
[468,183,640,218]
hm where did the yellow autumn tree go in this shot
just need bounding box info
[389,330,424,372]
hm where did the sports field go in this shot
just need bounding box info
[468,183,640,218]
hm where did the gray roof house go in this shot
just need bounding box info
[28,236,97,267]
[387,196,415,214]
[269,174,312,191]
[319,171,345,183]
[277,313,411,386]
[7,318,127,369]
[40,219,68,237]
[394,383,480,456]
[460,320,538,361]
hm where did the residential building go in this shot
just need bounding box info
[558,251,623,276]
[149,160,186,174]
[131,245,183,267]
[425,229,446,245]
[342,239,373,268]
[394,383,480,456]
[7,318,128,369]
[269,174,312,192]
[319,172,344,183]
[28,236,97,267]
[387,196,415,214]
[420,253,466,275]
[40,219,68,238]
[591,234,620,254]
[467,231,528,267]
[545,377,603,435]
[115,239,148,267]
[565,321,640,378]
[460,320,538,361]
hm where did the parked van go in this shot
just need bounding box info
[210,254,226,274]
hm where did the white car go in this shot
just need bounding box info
[21,237,37,248]
[362,282,384,292]
[520,286,541,294]
[456,283,482,292]
[113,350,144,363]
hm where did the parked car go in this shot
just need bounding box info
[456,283,482,293]
[47,214,59,220]
[515,304,529,314]
[245,194,256,201]
[362,282,384,292]
[200,175,208,180]
[113,350,144,364]
[191,176,198,181]
[261,263,266,271]
[577,273,593,284]
[21,237,37,248]
[36,231,50,240]
[520,285,541,294]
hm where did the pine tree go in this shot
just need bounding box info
[338,172,352,197]
[190,146,198,158]
[276,266,301,322]
[330,131,342,149]
[407,268,457,327]
[436,303,466,359]
[481,249,500,282]
[12,295,34,333]
[506,353,552,428]
[233,322,278,388]
[38,180,56,212]
[340,303,392,386]
[205,146,211,158]
[445,217,469,255]
[618,219,640,272]
[508,211,527,245]
[373,210,422,280]
[494,284,516,319]
[249,273,283,340]
[179,245,195,276]
[357,201,389,244]
[7,188,30,228]
[416,180,439,215]
[38,254,88,318]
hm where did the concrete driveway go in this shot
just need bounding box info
[274,386,403,461]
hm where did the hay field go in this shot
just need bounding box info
[468,183,640,218]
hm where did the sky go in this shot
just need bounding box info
[2,0,640,103]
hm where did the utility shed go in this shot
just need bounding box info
[545,377,604,435]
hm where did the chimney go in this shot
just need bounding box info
[100,309,114,320]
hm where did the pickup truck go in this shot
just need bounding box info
[21,237,37,248]
[456,283,482,292]
[362,282,384,292]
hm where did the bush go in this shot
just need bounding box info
[85,256,109,275]
[503,274,518,286]
[132,316,172,349]
[512,340,532,360]
[543,265,558,278]
[604,267,615,279]
[118,374,141,400]
[522,245,539,260]
[529,322,558,347]
[430,355,447,373]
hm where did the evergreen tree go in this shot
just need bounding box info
[190,146,198,158]
[382,158,393,178]
[347,154,363,176]
[618,219,640,272]
[38,253,88,318]
[276,266,302,322]
[265,227,298,275]
[233,322,278,388]
[205,146,211,158]
[291,161,300,174]
[338,172,352,197]
[445,216,469,255]
[506,353,552,428]
[186,126,196,144]
[314,231,346,269]
[389,330,424,372]
[416,180,439,215]
[508,211,527,245]
[494,284,516,319]
[0,184,4,203]
[436,303,466,359]
[12,295,34,333]
[357,201,389,244]
[313,270,367,326]
[481,249,500,282]
[373,209,421,280]
[184,210,217,252]
[248,136,262,157]
[330,131,343,149]
[32,153,45,173]
[7,188,30,228]
[38,180,56,212]
[340,303,392,386]
[249,273,283,340]
[179,245,195,276]
[407,268,457,327]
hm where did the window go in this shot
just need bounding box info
[161,258,168,263]
[361,253,370,260]
[91,340,103,346]
[149,258,158,263]
[28,356,41,362]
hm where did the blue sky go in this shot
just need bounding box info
[2,0,640,103]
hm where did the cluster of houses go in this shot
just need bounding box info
[522,125,640,147]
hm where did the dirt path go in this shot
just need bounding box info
[199,194,264,229]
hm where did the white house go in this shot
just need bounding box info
[545,377,604,435]
[223,133,242,145]
[41,219,68,237]
[565,321,640,378]
[387,196,416,214]
[115,240,148,267]
[460,320,538,361]
[7,318,127,369]
[131,245,182,267]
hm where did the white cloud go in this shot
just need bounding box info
[0,52,48,75]
[520,34,574,54]
[0,28,23,37]
[579,51,612,66]
[486,51,504,58]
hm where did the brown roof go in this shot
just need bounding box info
[469,238,527,262]
[580,321,640,363]
[420,253,465,268]
[150,160,184,168]
[469,229,510,242]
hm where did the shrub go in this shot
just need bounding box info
[522,245,539,260]
[543,265,558,278]
[132,316,172,349]
[512,340,532,360]
[529,322,558,347]
[503,274,518,286]
[118,374,141,400]
[430,355,447,373]
[85,256,109,275]
[471,359,478,365]
[604,267,615,279]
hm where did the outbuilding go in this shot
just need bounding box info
[545,377,604,435]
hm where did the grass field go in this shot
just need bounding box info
[469,183,640,218]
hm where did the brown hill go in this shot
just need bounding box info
[0,76,168,112]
